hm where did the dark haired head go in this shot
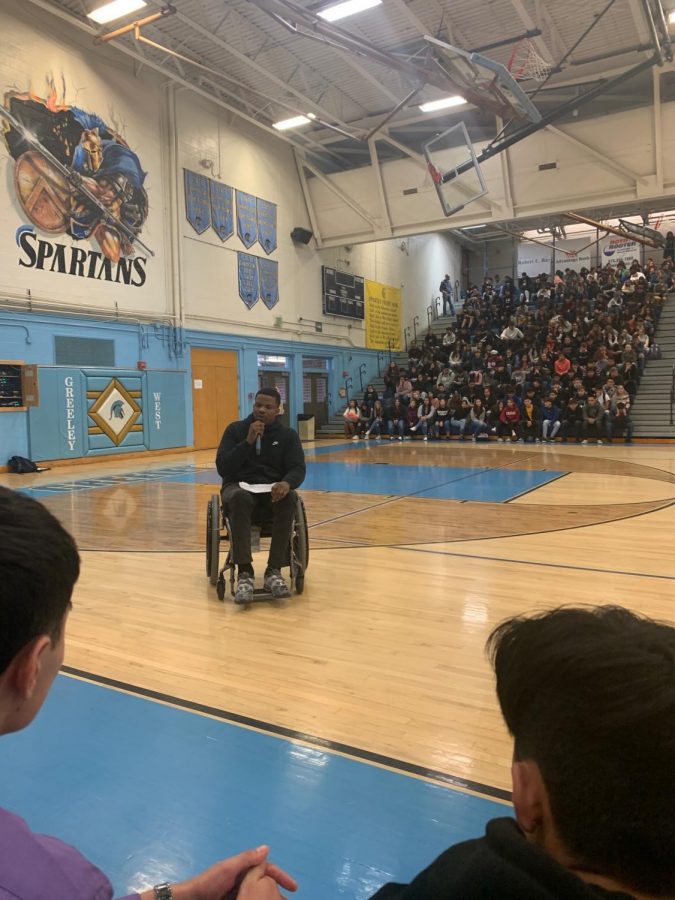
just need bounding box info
[487,606,675,894]
[0,487,79,675]
[255,387,281,407]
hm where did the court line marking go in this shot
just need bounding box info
[307,497,675,548]
[60,666,511,804]
[504,471,570,502]
[394,546,675,582]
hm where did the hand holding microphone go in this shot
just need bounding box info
[247,420,265,450]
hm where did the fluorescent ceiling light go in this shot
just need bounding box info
[317,0,382,23]
[87,0,147,24]
[273,113,316,131]
[669,10,675,24]
[419,96,467,113]
[463,225,486,230]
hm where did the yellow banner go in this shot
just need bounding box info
[365,280,401,351]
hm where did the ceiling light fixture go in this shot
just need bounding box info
[317,0,382,23]
[668,9,675,23]
[87,0,147,25]
[419,96,467,113]
[273,113,316,131]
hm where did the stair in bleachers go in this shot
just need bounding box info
[632,294,675,438]
[316,313,457,437]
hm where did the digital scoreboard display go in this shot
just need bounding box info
[322,266,365,320]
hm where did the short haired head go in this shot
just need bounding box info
[487,606,675,894]
[0,487,79,677]
[255,387,281,407]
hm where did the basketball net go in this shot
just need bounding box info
[507,39,553,82]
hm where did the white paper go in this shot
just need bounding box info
[193,379,203,389]
[239,481,273,494]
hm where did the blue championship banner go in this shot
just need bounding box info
[184,169,211,234]
[238,252,259,309]
[258,258,279,309]
[256,197,277,255]
[209,180,233,242]
[236,190,258,249]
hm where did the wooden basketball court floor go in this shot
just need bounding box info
[2,438,675,894]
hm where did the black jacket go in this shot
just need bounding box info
[215,415,306,489]
[371,819,634,900]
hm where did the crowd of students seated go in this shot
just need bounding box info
[345,257,670,445]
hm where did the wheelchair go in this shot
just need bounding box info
[206,490,309,603]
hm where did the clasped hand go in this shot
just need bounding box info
[160,845,297,900]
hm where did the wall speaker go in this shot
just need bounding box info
[290,226,313,245]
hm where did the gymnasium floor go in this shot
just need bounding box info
[1,438,675,897]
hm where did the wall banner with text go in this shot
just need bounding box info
[258,257,279,309]
[237,251,259,309]
[256,197,277,255]
[236,190,258,249]
[209,180,234,242]
[365,280,401,351]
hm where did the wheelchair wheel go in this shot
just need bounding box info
[292,494,309,593]
[207,494,221,585]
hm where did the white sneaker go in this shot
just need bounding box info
[497,438,504,443]
[352,435,359,441]
[423,436,428,442]
[581,439,588,444]
[375,436,381,441]
[597,440,603,444]
[398,436,403,441]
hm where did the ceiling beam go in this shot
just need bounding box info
[149,2,358,133]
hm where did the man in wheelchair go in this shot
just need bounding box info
[216,388,306,603]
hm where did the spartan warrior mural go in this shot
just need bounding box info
[1,83,151,263]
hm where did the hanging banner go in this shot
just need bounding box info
[184,169,211,234]
[600,235,640,262]
[238,251,259,309]
[256,197,277,255]
[209,180,233,242]
[365,279,401,351]
[236,190,258,248]
[258,258,279,309]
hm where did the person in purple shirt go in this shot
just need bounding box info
[0,486,297,900]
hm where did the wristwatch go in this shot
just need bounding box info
[153,884,173,900]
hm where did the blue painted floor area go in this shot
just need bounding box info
[0,676,507,899]
[295,461,563,502]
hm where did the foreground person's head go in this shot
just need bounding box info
[488,606,675,896]
[0,487,79,735]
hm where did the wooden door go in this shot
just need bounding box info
[191,349,239,450]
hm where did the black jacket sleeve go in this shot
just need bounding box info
[215,422,252,482]
[281,428,306,489]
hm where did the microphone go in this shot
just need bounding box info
[255,434,261,455]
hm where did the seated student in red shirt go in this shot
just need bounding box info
[554,351,571,381]
[497,398,521,442]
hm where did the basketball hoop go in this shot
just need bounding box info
[507,39,553,82]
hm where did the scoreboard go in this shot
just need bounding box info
[322,266,365,320]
